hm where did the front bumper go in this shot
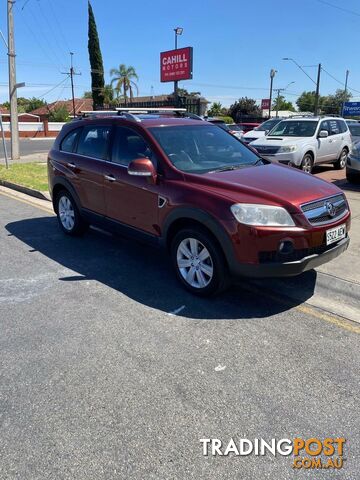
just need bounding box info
[347,154,360,172]
[259,151,301,166]
[229,236,349,278]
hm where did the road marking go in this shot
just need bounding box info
[0,189,54,215]
[1,188,359,334]
[215,365,226,372]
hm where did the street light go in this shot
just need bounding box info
[274,81,295,117]
[283,57,321,115]
[173,27,183,101]
[269,69,277,118]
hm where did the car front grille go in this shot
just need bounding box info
[259,241,343,264]
[300,194,348,226]
[253,145,280,155]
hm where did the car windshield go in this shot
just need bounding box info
[256,119,281,131]
[268,120,318,137]
[149,124,261,174]
[349,125,360,136]
[229,125,241,131]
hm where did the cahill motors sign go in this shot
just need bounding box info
[160,47,193,82]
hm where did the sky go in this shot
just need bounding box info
[0,0,360,108]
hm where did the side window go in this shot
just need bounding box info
[60,129,81,153]
[112,126,154,166]
[76,125,111,160]
[337,120,347,133]
[329,120,340,136]
[319,120,329,134]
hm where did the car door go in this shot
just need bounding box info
[316,120,333,163]
[103,125,160,236]
[327,119,342,161]
[71,123,112,215]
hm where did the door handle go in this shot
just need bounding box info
[67,162,76,169]
[104,174,116,182]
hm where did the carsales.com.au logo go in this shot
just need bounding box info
[200,437,346,470]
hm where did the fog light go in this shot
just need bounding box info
[279,240,294,255]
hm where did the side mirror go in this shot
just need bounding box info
[318,130,329,138]
[128,158,157,183]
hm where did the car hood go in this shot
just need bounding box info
[251,136,312,146]
[243,130,266,139]
[186,163,341,211]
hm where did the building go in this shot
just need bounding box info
[31,98,94,118]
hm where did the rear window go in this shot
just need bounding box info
[60,128,81,153]
[76,126,111,160]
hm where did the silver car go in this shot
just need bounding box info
[348,123,360,143]
[346,141,360,184]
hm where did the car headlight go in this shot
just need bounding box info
[350,145,360,157]
[278,145,297,153]
[230,204,295,226]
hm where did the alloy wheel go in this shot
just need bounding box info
[176,238,214,289]
[302,156,312,173]
[58,195,75,231]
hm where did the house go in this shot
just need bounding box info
[0,108,40,122]
[31,98,94,118]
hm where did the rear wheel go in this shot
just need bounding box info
[300,153,313,173]
[56,190,88,236]
[171,227,229,296]
[334,148,348,170]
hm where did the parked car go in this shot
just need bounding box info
[346,141,360,184]
[227,124,244,139]
[348,123,360,143]
[251,116,352,173]
[237,122,261,133]
[48,110,350,296]
[346,119,359,125]
[207,118,243,139]
[242,118,283,144]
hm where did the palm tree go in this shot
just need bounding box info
[110,64,139,105]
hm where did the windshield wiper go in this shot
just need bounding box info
[252,158,263,166]
[208,164,244,173]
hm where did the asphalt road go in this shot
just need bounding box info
[0,138,54,159]
[0,192,359,479]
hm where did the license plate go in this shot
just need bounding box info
[326,224,346,246]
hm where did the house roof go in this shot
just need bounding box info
[31,98,94,116]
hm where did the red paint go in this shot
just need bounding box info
[160,47,193,82]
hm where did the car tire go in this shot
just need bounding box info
[334,148,348,170]
[346,171,360,184]
[171,227,229,296]
[55,190,88,236]
[300,153,314,173]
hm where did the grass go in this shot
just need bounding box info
[0,162,48,191]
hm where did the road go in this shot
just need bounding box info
[0,191,359,479]
[0,138,54,160]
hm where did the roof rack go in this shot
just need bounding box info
[115,107,187,113]
[78,108,203,123]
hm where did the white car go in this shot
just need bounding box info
[251,116,352,173]
[242,118,283,144]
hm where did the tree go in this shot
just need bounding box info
[25,97,46,113]
[207,101,223,116]
[48,105,69,122]
[175,88,201,98]
[88,1,105,107]
[296,91,325,113]
[110,64,139,105]
[229,97,261,121]
[102,84,114,105]
[322,89,352,114]
[83,91,93,99]
[272,95,295,112]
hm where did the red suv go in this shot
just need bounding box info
[48,111,350,295]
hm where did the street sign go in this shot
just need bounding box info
[342,101,360,117]
[261,98,270,110]
[160,47,193,83]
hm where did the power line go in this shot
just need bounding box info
[316,0,360,17]
[48,0,72,53]
[37,0,69,65]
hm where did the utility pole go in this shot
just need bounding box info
[7,0,20,160]
[269,69,276,119]
[341,69,349,116]
[275,89,281,118]
[62,52,81,118]
[314,63,321,116]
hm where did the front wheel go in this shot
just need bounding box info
[56,190,88,236]
[334,148,348,170]
[171,227,229,296]
[300,153,313,173]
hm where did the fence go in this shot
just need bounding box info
[0,121,66,138]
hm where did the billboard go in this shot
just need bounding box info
[342,102,360,117]
[160,47,193,83]
[261,99,270,110]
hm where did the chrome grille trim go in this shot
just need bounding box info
[300,194,348,226]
